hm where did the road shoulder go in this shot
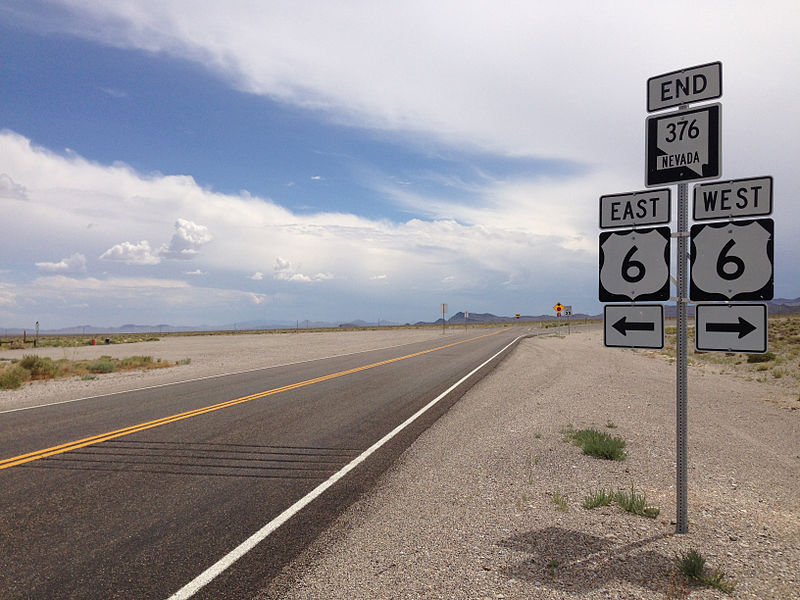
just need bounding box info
[258,330,799,599]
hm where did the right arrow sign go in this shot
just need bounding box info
[695,303,767,353]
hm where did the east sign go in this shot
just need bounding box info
[599,188,671,229]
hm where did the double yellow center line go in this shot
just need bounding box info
[0,330,501,471]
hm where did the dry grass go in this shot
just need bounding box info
[0,354,178,389]
[653,314,800,402]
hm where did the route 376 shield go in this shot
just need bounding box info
[599,226,670,302]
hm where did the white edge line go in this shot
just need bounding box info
[0,336,460,415]
[165,334,527,600]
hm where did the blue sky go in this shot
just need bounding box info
[1,1,798,328]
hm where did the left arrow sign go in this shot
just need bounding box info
[612,317,656,336]
[604,304,664,349]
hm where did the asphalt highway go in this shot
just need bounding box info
[0,327,532,599]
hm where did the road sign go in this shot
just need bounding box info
[695,303,767,353]
[599,226,670,302]
[646,104,721,186]
[647,61,722,112]
[693,176,773,221]
[604,304,664,349]
[553,302,564,313]
[600,188,671,229]
[564,305,572,316]
[690,218,773,301]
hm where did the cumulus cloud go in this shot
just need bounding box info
[159,218,212,260]
[0,173,27,200]
[0,288,16,307]
[250,271,264,280]
[35,252,88,275]
[247,293,267,304]
[1,122,796,327]
[184,269,207,276]
[100,241,161,265]
[273,257,333,283]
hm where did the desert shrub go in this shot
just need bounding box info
[19,355,59,379]
[0,366,29,389]
[747,351,776,363]
[89,360,115,374]
[120,355,152,368]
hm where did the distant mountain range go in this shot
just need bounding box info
[419,311,595,326]
[663,297,800,317]
[3,297,798,336]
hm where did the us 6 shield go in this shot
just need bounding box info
[599,226,671,302]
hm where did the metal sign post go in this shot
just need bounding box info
[600,62,780,535]
[676,180,689,534]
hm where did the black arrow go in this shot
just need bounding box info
[612,317,655,336]
[706,317,757,339]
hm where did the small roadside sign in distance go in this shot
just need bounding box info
[553,302,564,313]
[647,61,722,112]
[599,226,670,302]
[690,218,773,301]
[695,303,767,353]
[645,104,721,186]
[564,305,572,316]
[604,304,664,349]
[693,176,773,221]
[599,188,671,229]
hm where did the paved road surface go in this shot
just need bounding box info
[0,327,531,599]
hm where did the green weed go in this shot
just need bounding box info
[614,485,659,518]
[563,426,626,461]
[675,548,736,593]
[583,488,614,509]
[551,490,568,511]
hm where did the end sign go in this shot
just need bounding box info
[647,61,722,112]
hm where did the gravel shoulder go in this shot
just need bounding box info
[258,329,800,600]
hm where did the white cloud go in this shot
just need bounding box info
[35,252,88,275]
[0,288,16,308]
[247,293,267,305]
[98,86,128,99]
[159,218,212,260]
[273,257,334,283]
[0,173,27,200]
[100,240,161,265]
[27,1,799,173]
[370,274,387,280]
[250,271,264,280]
[184,269,207,276]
